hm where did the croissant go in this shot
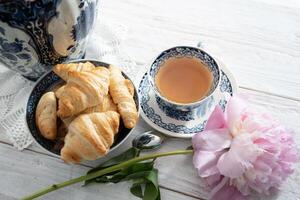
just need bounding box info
[60,116,75,128]
[53,62,95,81]
[83,94,117,114]
[36,92,57,140]
[61,111,120,163]
[125,79,134,97]
[57,67,110,118]
[59,94,117,128]
[55,85,66,99]
[109,66,138,129]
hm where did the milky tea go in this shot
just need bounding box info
[155,57,213,104]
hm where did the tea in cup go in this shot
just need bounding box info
[148,46,220,118]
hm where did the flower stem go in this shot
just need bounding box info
[22,149,193,200]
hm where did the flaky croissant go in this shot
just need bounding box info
[83,94,117,114]
[109,66,138,129]
[61,111,120,163]
[53,62,95,81]
[57,67,110,118]
[125,79,134,97]
[36,92,57,140]
[60,116,75,128]
[54,85,66,99]
[59,94,117,128]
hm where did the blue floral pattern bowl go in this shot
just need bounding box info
[148,46,220,112]
[139,63,237,138]
[26,59,139,157]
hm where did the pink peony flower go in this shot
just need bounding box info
[192,96,300,200]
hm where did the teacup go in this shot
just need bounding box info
[148,46,220,119]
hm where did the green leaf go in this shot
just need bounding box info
[84,147,140,185]
[130,183,143,198]
[156,187,161,200]
[86,160,154,186]
[145,169,159,190]
[114,161,154,181]
[82,147,160,200]
[95,176,110,183]
[127,169,159,190]
[99,161,154,183]
[90,147,140,173]
[144,169,159,200]
[127,169,160,200]
[186,145,193,150]
[144,182,157,200]
[124,170,152,181]
[126,161,155,175]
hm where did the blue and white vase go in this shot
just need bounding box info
[0,0,99,81]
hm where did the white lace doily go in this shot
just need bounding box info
[0,20,146,150]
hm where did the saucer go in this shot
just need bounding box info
[138,64,237,138]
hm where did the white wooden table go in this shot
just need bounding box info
[1,0,300,199]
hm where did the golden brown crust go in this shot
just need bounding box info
[61,111,120,163]
[60,116,75,128]
[83,94,117,114]
[53,62,95,81]
[41,63,137,163]
[36,92,57,140]
[125,79,134,97]
[57,67,110,118]
[54,85,66,99]
[109,66,138,129]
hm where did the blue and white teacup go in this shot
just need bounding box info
[148,46,221,120]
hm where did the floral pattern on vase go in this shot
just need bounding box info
[0,0,98,80]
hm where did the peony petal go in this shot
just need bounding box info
[205,174,222,187]
[242,112,278,134]
[230,190,248,200]
[277,161,294,179]
[209,177,247,200]
[253,137,279,155]
[225,96,247,133]
[255,152,277,168]
[205,106,227,130]
[280,147,300,162]
[217,134,263,178]
[209,177,229,199]
[230,176,251,195]
[193,150,226,177]
[253,158,272,175]
[192,128,232,151]
[211,186,247,200]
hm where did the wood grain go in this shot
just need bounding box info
[95,0,300,99]
[1,88,300,199]
[0,142,200,200]
[1,0,300,199]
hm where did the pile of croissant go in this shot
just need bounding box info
[35,62,138,164]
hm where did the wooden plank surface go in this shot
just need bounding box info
[1,88,300,199]
[0,142,200,200]
[1,0,300,199]
[97,0,300,99]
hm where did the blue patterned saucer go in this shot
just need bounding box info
[138,64,237,138]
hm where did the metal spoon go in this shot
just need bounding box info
[132,131,165,150]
